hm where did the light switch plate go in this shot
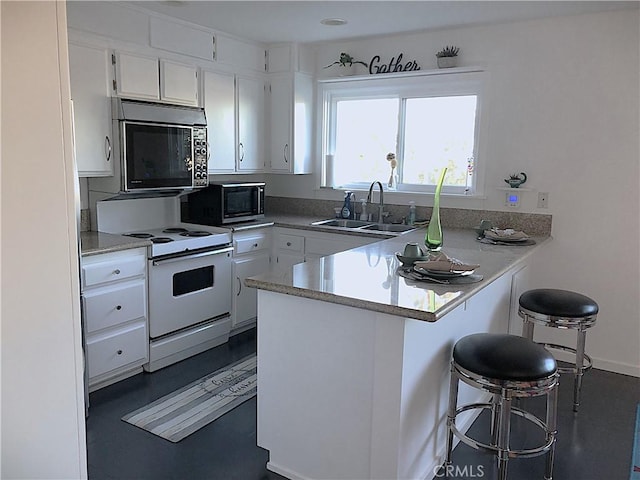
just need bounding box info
[537,192,549,208]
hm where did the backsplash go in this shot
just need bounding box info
[80,209,91,232]
[266,196,552,236]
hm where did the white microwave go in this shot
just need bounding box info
[114,98,209,192]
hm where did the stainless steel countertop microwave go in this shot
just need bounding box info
[185,182,265,225]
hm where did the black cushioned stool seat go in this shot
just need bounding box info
[519,288,598,412]
[444,333,559,480]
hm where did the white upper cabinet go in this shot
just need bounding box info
[68,42,114,177]
[113,51,198,106]
[202,70,236,173]
[160,60,199,105]
[268,72,313,174]
[114,52,160,100]
[237,75,266,172]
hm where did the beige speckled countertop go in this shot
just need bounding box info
[246,227,551,322]
[80,231,151,257]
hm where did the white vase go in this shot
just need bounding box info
[338,65,356,76]
[437,57,457,68]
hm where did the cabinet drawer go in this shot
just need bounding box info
[276,233,304,253]
[83,254,145,287]
[235,233,270,255]
[87,322,147,379]
[84,280,146,334]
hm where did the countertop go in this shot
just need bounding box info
[80,231,151,257]
[246,227,551,322]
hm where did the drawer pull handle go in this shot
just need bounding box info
[116,305,122,310]
[117,349,123,355]
[113,269,121,275]
[253,243,258,248]
[286,242,292,247]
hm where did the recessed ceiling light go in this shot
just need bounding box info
[320,18,348,26]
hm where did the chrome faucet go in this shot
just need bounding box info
[367,181,385,223]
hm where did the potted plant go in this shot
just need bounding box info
[435,46,460,68]
[504,172,527,188]
[324,52,369,75]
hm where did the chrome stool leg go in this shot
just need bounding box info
[497,392,512,480]
[445,362,459,466]
[573,329,587,412]
[490,393,502,446]
[545,383,558,480]
[522,319,535,341]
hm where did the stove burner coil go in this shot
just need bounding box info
[124,233,154,239]
[179,231,212,237]
[150,237,174,244]
[163,227,189,233]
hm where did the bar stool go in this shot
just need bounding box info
[519,289,598,412]
[445,333,559,480]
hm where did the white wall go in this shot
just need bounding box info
[274,9,639,376]
[1,2,88,478]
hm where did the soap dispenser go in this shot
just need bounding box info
[408,201,416,225]
[359,199,368,221]
[341,191,353,219]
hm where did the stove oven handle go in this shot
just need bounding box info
[151,246,233,266]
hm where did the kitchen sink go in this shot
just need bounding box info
[311,219,374,228]
[310,218,417,235]
[360,223,417,233]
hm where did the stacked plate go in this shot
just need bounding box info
[481,228,533,245]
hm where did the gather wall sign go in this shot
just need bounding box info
[368,53,420,74]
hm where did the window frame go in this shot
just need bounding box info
[319,69,487,197]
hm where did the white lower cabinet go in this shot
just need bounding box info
[273,227,378,264]
[304,231,378,260]
[82,247,148,391]
[273,229,305,269]
[232,229,271,331]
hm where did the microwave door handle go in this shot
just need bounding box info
[152,246,233,266]
[257,187,261,214]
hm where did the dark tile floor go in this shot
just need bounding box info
[87,329,639,480]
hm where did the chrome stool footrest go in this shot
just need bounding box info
[540,342,593,374]
[450,402,556,458]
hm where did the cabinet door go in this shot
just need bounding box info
[233,254,270,328]
[268,72,313,174]
[68,43,113,177]
[203,70,236,173]
[160,59,198,106]
[274,252,305,270]
[237,75,265,172]
[115,52,160,100]
[269,75,292,172]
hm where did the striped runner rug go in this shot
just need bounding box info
[122,355,257,442]
[632,403,640,480]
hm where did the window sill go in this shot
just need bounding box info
[318,186,487,200]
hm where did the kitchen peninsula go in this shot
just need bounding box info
[246,227,550,480]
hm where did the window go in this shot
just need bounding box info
[321,70,485,195]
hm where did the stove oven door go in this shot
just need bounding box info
[148,246,233,339]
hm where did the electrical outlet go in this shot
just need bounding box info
[537,192,549,208]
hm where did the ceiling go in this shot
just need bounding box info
[126,1,638,44]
